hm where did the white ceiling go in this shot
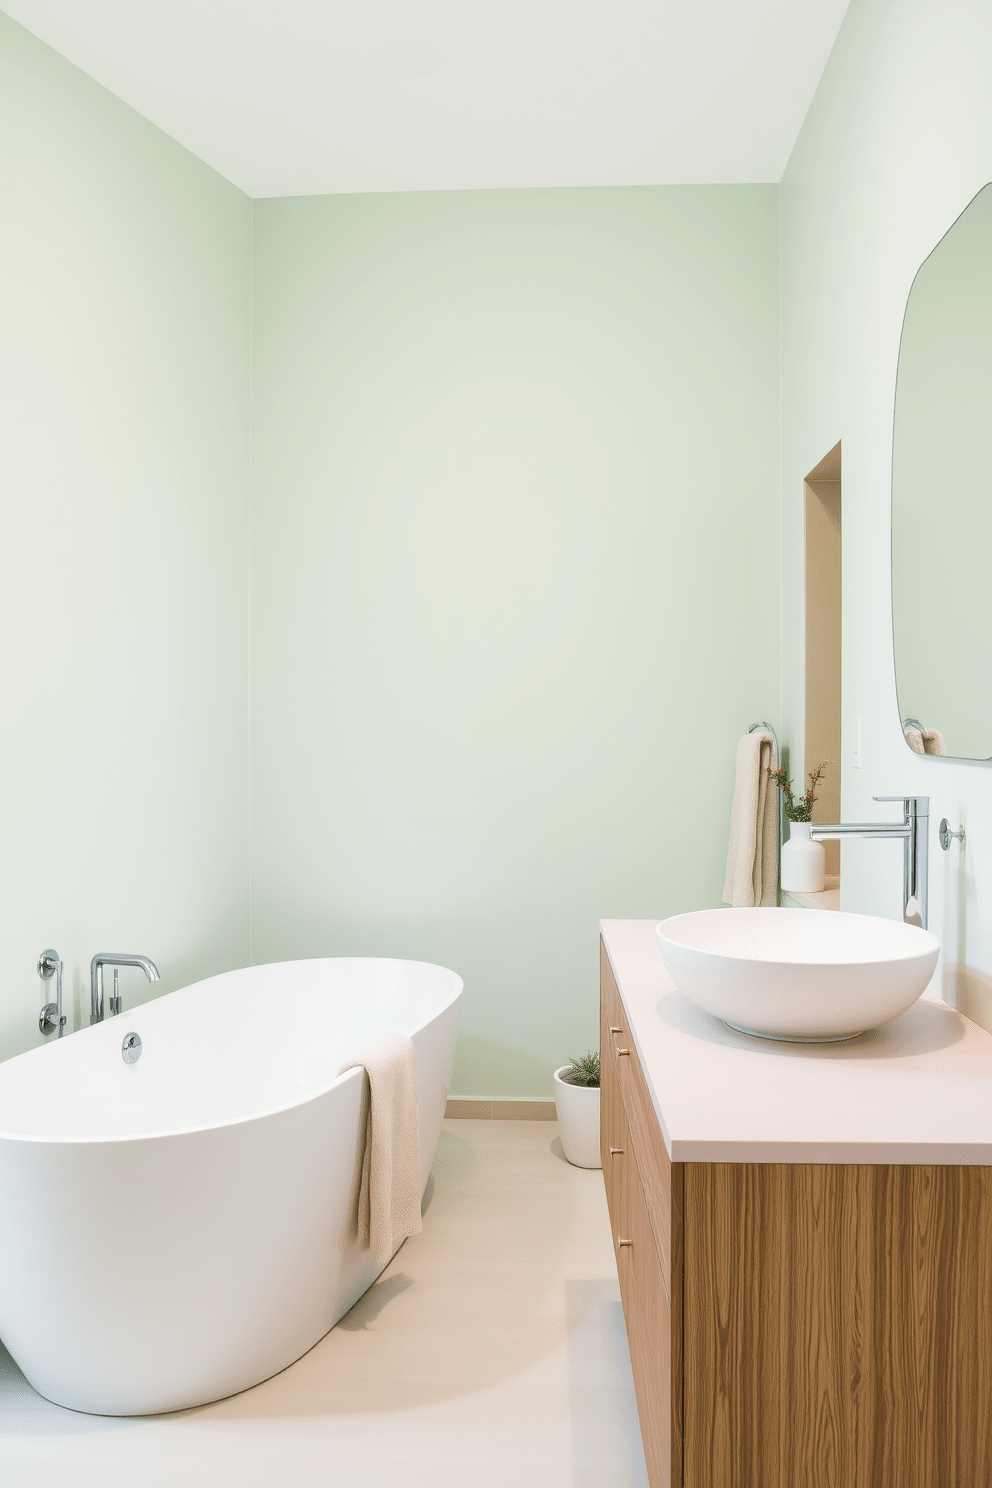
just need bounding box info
[1,1,852,198]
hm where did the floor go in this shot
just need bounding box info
[1,1120,649,1487]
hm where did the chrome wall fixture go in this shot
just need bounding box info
[939,818,965,851]
[38,949,66,1037]
[121,1031,142,1064]
[90,952,160,1024]
[811,795,930,929]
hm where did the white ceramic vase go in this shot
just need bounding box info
[553,1067,602,1168]
[781,820,826,894]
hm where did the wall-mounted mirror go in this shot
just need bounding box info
[892,182,992,762]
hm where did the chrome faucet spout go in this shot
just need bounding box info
[809,822,912,839]
[810,796,929,929]
[90,952,160,1024]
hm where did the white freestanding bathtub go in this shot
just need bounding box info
[0,957,462,1416]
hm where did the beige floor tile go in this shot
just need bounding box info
[1,1120,648,1487]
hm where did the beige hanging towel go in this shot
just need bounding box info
[723,729,779,908]
[339,1033,423,1268]
[905,725,946,756]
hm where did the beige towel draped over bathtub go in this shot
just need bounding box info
[339,1033,423,1268]
[723,729,779,908]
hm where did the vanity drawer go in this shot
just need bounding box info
[604,1077,631,1270]
[601,939,678,1299]
[617,1096,675,1488]
[601,943,626,1052]
[601,1009,625,1217]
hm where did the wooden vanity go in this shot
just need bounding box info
[600,919,992,1488]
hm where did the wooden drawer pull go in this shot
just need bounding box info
[618,1237,633,1248]
[609,1025,623,1034]
[609,1146,624,1156]
[616,1047,630,1057]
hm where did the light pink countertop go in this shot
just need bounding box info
[601,917,992,1165]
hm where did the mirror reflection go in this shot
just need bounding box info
[892,182,992,762]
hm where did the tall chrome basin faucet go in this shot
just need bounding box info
[810,795,929,929]
[90,952,160,1024]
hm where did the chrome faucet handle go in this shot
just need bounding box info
[38,949,66,1038]
[873,795,929,811]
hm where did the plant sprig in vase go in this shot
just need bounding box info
[767,761,829,822]
[767,761,830,893]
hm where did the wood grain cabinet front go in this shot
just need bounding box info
[619,1129,674,1488]
[601,939,682,1488]
[601,934,992,1488]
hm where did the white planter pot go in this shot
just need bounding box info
[553,1067,602,1169]
[781,821,826,894]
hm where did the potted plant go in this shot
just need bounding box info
[553,1052,601,1169]
[768,761,829,893]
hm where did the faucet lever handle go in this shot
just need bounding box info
[37,950,60,980]
[873,795,929,813]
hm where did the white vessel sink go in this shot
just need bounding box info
[655,908,940,1042]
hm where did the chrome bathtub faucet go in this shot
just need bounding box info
[90,952,160,1024]
[810,795,929,929]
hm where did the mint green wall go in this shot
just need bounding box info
[250,188,781,1096]
[1,20,780,1092]
[781,0,992,1021]
[7,0,990,1093]
[0,15,252,1056]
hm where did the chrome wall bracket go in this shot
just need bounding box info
[38,949,66,1037]
[939,818,965,851]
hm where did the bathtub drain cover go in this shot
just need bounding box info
[122,1032,142,1064]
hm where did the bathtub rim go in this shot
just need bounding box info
[0,954,463,1147]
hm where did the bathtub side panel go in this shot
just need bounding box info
[0,1077,368,1414]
